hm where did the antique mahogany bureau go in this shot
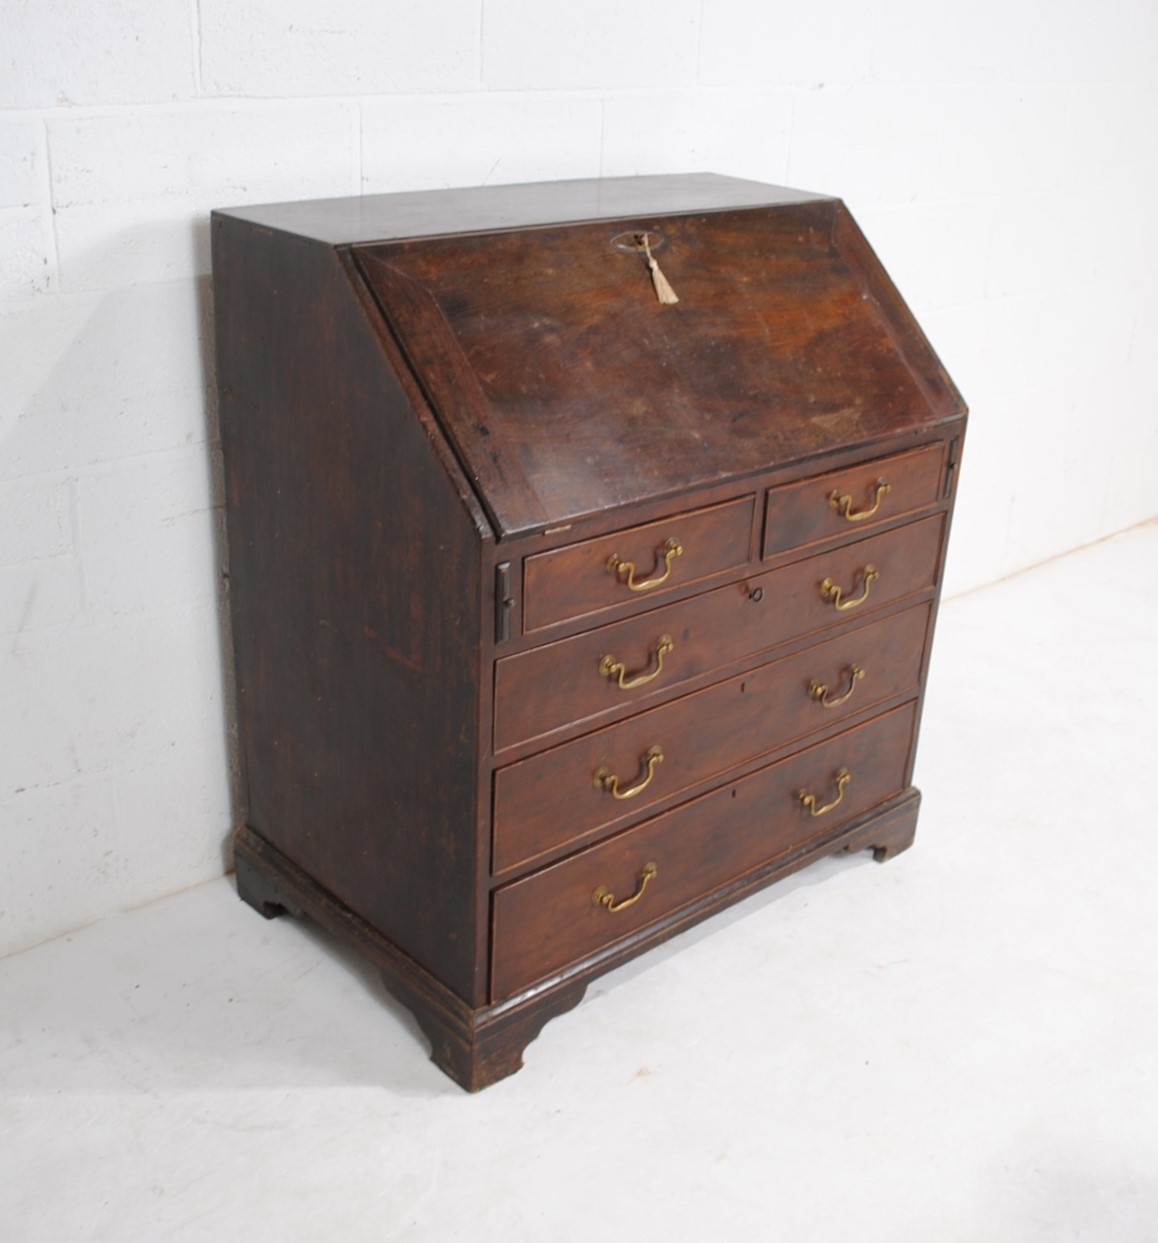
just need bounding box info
[213,173,966,1090]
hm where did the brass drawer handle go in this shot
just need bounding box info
[594,745,664,800]
[599,635,674,690]
[606,537,683,592]
[821,564,878,611]
[593,861,658,913]
[830,478,890,522]
[797,768,851,817]
[809,664,865,708]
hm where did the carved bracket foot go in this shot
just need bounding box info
[396,978,589,1093]
[233,824,589,1092]
[235,841,304,919]
[841,788,921,863]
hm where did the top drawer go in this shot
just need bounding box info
[523,496,754,633]
[763,443,946,558]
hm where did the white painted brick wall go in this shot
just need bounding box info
[0,0,197,108]
[600,89,793,183]
[0,120,56,298]
[0,556,83,637]
[1,283,214,478]
[49,106,361,291]
[360,95,603,193]
[2,0,1156,957]
[0,478,71,565]
[200,0,483,96]
[482,0,702,90]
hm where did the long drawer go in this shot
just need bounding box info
[492,602,931,875]
[491,701,918,1001]
[494,512,943,753]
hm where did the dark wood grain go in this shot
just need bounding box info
[356,202,965,537]
[491,701,918,1001]
[842,792,921,862]
[523,494,754,633]
[234,786,920,1090]
[214,217,490,1004]
[214,172,830,247]
[233,824,588,1091]
[763,441,946,557]
[214,174,965,1089]
[493,513,944,753]
[492,602,931,875]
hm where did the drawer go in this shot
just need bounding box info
[763,443,946,558]
[491,701,918,1000]
[492,602,931,875]
[523,496,754,632]
[494,512,943,753]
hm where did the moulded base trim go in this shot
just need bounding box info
[232,789,920,1092]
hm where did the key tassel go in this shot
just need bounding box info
[640,232,679,305]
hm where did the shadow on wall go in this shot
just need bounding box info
[193,218,245,870]
[0,216,242,956]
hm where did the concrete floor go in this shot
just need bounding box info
[2,520,1156,1242]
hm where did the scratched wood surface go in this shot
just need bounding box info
[356,201,964,537]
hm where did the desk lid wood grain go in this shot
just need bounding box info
[354,194,964,537]
[215,174,966,539]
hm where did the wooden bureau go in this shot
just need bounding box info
[212,173,966,1090]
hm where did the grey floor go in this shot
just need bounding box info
[2,520,1156,1242]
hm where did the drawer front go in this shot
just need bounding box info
[491,702,918,1000]
[523,496,754,632]
[494,513,943,753]
[763,443,946,558]
[493,602,931,875]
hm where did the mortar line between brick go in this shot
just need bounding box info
[597,97,606,178]
[109,776,128,890]
[784,88,798,185]
[354,102,363,192]
[478,0,486,88]
[39,119,62,295]
[68,476,89,612]
[695,0,705,82]
[191,0,204,95]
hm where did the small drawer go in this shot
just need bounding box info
[490,701,918,1001]
[492,603,931,875]
[763,443,946,558]
[523,496,754,633]
[493,512,943,753]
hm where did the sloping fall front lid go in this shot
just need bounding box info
[354,191,964,539]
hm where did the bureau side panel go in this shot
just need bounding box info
[213,216,488,1004]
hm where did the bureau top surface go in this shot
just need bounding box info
[214,173,827,246]
[218,175,966,538]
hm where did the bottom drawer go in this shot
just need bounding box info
[491,700,918,1001]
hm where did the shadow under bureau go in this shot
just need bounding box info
[212,173,966,1090]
